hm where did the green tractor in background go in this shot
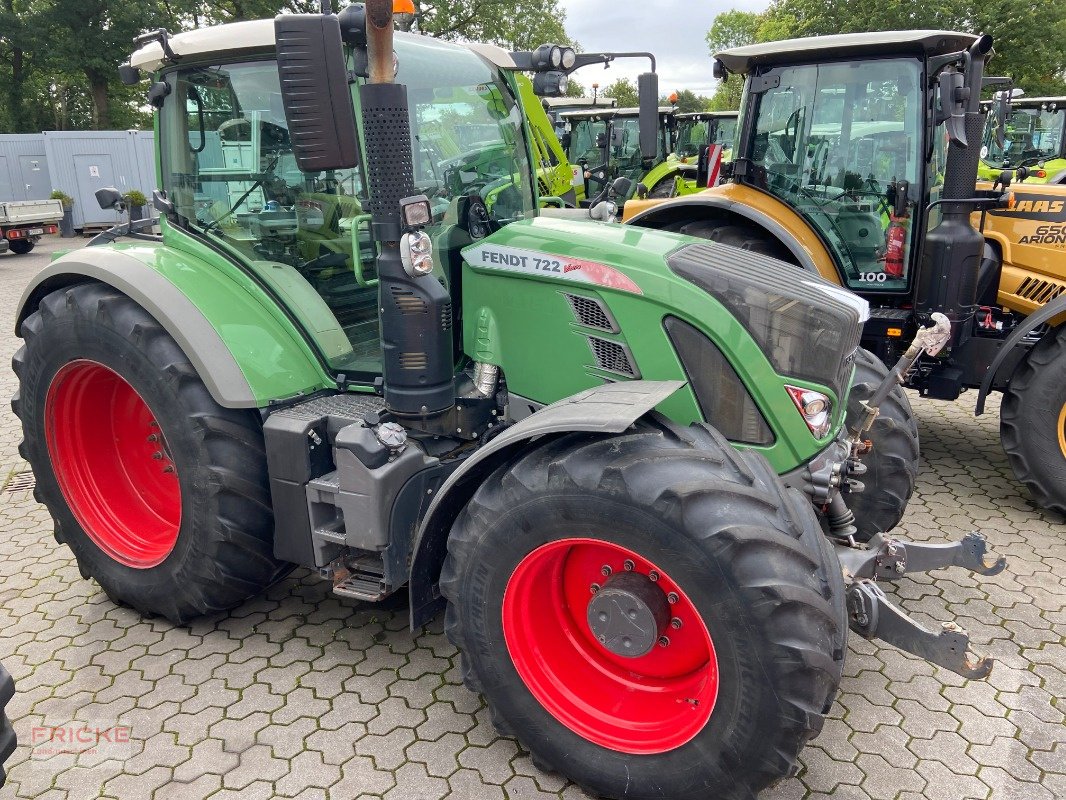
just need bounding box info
[674,110,739,164]
[12,6,1008,800]
[561,105,701,202]
[978,96,1066,183]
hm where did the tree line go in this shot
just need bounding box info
[705,0,1066,110]
[0,0,572,133]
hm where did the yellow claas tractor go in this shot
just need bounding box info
[626,31,1066,515]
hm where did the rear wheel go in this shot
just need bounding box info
[1001,325,1066,515]
[12,282,288,623]
[441,419,845,800]
[845,347,921,540]
[674,219,797,263]
[8,240,33,255]
[0,662,15,788]
[647,177,676,198]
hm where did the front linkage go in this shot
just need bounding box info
[832,312,1007,678]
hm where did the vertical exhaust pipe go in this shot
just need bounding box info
[360,0,455,419]
[914,34,995,337]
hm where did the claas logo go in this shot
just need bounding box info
[1012,199,1064,214]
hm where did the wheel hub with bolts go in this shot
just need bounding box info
[587,571,670,657]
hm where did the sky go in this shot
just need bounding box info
[558,0,769,97]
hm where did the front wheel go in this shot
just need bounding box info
[1001,325,1066,515]
[441,420,845,800]
[13,282,289,623]
[845,347,920,540]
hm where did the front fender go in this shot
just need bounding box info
[17,243,331,408]
[407,379,684,629]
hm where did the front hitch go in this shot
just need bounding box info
[846,580,994,679]
[836,530,1007,679]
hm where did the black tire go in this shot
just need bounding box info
[0,663,15,788]
[8,239,34,255]
[845,347,920,540]
[675,219,797,264]
[1001,325,1066,515]
[12,282,289,623]
[647,177,676,198]
[440,418,846,800]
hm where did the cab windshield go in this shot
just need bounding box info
[746,59,923,292]
[160,49,533,379]
[983,105,1065,168]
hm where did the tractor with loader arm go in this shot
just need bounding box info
[12,6,1008,799]
[626,31,1066,517]
[978,96,1066,184]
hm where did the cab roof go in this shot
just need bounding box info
[715,30,978,75]
[1000,97,1065,108]
[129,18,513,72]
[675,111,738,120]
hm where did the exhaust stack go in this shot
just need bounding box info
[360,0,455,419]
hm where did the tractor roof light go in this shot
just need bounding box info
[533,71,568,97]
[785,386,832,439]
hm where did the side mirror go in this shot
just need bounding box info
[610,176,633,199]
[560,132,571,150]
[274,14,359,172]
[637,72,659,161]
[936,68,968,148]
[995,91,1011,150]
[95,187,125,211]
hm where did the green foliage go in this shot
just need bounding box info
[411,0,573,51]
[0,0,575,133]
[669,89,713,113]
[704,0,1066,102]
[564,77,586,98]
[602,77,638,108]
[50,190,73,208]
[123,189,148,207]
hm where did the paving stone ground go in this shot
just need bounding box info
[0,237,1063,799]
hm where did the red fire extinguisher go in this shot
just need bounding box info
[882,213,908,278]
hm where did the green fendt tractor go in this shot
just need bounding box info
[978,96,1066,184]
[12,6,1007,799]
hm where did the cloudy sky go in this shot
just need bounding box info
[558,0,769,97]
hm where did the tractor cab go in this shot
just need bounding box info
[712,32,984,294]
[674,111,738,163]
[146,24,537,380]
[561,106,676,202]
[980,97,1066,183]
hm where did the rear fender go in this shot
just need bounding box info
[407,380,684,629]
[625,193,830,279]
[16,245,330,408]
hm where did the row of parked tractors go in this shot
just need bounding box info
[3,2,1063,797]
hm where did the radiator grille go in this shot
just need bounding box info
[565,293,618,332]
[587,335,639,377]
[1016,276,1066,304]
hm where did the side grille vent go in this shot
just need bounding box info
[391,286,428,315]
[1016,276,1066,304]
[441,302,453,331]
[564,293,618,332]
[399,352,428,370]
[587,335,639,377]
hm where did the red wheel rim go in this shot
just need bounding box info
[502,538,718,754]
[45,360,181,568]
